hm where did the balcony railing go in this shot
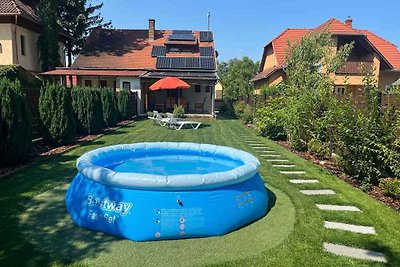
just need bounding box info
[336,61,374,75]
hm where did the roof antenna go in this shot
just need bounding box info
[207,12,211,31]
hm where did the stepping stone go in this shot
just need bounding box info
[272,164,296,168]
[289,179,319,184]
[316,204,361,212]
[262,154,281,157]
[323,243,386,263]
[252,146,268,149]
[280,171,305,174]
[324,221,376,234]
[266,159,289,162]
[260,150,276,153]
[300,189,335,195]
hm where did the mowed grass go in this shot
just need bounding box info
[0,119,399,266]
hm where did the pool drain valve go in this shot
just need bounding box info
[177,199,183,206]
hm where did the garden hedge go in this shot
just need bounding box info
[100,88,118,127]
[39,83,76,145]
[0,78,32,166]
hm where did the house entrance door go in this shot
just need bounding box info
[130,89,142,115]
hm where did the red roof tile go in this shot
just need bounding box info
[0,0,39,23]
[40,69,147,77]
[72,28,215,70]
[257,18,400,80]
[358,29,400,69]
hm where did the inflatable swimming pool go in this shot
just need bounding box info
[65,142,269,241]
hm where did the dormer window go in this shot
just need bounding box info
[167,45,195,53]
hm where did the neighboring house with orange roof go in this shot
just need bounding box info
[0,0,70,73]
[251,17,400,97]
[42,19,218,116]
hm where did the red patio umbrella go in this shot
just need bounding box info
[149,77,191,108]
[149,77,190,91]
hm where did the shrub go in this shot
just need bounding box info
[118,89,132,120]
[233,101,254,124]
[219,101,235,118]
[71,87,103,134]
[379,178,400,199]
[255,96,286,140]
[100,88,118,127]
[0,78,32,166]
[308,138,330,159]
[173,105,185,118]
[39,83,76,145]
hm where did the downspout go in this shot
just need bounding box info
[14,15,19,64]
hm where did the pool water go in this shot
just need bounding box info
[112,155,243,175]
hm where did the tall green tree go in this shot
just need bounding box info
[57,0,112,66]
[37,0,61,71]
[219,57,259,100]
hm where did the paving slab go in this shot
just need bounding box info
[262,154,281,157]
[324,221,376,234]
[272,164,296,168]
[300,189,336,195]
[265,159,289,162]
[316,204,361,212]
[289,179,319,184]
[280,171,305,174]
[323,243,386,263]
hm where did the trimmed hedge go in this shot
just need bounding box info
[39,83,76,145]
[0,77,32,166]
[100,88,118,127]
[71,87,103,134]
[118,89,132,120]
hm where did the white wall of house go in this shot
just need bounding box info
[117,76,143,114]
[181,83,214,114]
[0,24,14,65]
[0,23,66,72]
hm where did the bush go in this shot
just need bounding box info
[379,178,400,199]
[100,88,118,127]
[118,89,132,120]
[255,96,286,140]
[173,105,185,118]
[39,83,76,145]
[0,78,32,166]
[308,138,330,159]
[71,87,103,134]
[233,101,254,124]
[219,101,235,118]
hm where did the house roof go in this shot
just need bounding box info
[41,69,147,77]
[255,18,400,82]
[72,28,216,71]
[250,66,281,82]
[0,0,39,23]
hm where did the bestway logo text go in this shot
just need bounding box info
[87,194,133,216]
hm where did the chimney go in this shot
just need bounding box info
[345,16,353,28]
[148,19,155,41]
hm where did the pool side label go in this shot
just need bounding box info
[87,194,133,216]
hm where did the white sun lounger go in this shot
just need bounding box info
[148,111,169,126]
[168,117,202,130]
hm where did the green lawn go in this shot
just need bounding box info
[0,119,399,266]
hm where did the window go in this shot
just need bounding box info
[195,84,201,93]
[334,86,345,96]
[122,81,131,90]
[205,85,211,93]
[20,35,26,56]
[84,80,92,87]
[99,80,107,87]
[0,43,2,53]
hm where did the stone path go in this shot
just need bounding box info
[324,221,376,234]
[300,189,336,195]
[239,131,387,263]
[323,243,386,263]
[289,179,319,184]
[316,204,361,212]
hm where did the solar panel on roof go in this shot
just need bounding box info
[156,57,171,69]
[199,47,214,57]
[151,46,166,57]
[156,57,214,70]
[168,34,196,41]
[200,57,215,69]
[200,31,213,42]
[172,30,193,35]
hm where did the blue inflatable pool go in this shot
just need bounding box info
[65,142,269,241]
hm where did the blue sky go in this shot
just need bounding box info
[99,0,400,62]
